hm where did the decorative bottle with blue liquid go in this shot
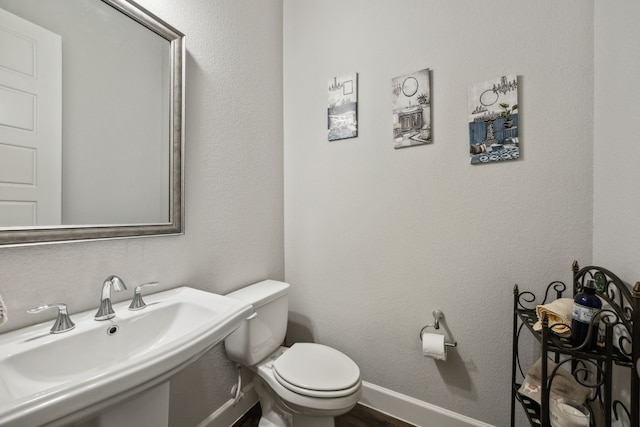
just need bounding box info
[570,279,602,350]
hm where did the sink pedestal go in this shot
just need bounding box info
[75,383,169,427]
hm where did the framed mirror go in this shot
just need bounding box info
[0,0,184,246]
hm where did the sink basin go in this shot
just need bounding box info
[0,286,253,426]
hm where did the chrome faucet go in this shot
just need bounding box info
[95,275,127,321]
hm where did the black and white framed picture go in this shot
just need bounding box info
[328,73,358,141]
[392,68,431,149]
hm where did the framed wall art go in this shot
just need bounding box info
[328,73,358,141]
[467,75,519,164]
[392,68,431,149]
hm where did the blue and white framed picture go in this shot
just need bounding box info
[467,75,519,164]
[328,73,358,141]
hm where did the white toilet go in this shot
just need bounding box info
[224,280,362,427]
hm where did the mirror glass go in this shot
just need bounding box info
[0,0,184,246]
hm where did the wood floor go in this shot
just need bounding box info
[232,403,261,427]
[232,403,416,427]
[335,404,416,427]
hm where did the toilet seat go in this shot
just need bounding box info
[272,343,361,398]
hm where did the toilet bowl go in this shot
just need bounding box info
[224,280,362,427]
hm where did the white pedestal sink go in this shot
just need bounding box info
[0,287,253,426]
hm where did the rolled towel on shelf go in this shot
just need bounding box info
[533,297,573,337]
[0,293,7,326]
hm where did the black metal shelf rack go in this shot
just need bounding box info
[510,261,640,427]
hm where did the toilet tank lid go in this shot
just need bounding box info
[225,280,289,308]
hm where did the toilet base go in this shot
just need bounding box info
[253,376,337,427]
[258,415,288,427]
[255,377,292,427]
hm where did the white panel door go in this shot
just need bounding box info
[0,7,61,226]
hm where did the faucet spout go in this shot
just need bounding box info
[95,275,127,321]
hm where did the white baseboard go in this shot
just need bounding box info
[200,380,494,427]
[196,383,259,427]
[360,381,495,427]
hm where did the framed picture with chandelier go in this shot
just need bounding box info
[391,68,432,149]
[467,75,519,165]
[327,73,358,141]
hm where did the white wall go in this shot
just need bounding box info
[283,1,593,425]
[593,0,640,282]
[0,1,284,426]
[593,6,640,425]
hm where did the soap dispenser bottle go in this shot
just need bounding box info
[570,279,602,350]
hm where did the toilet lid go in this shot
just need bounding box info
[273,343,360,397]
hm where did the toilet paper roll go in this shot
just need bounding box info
[422,332,446,361]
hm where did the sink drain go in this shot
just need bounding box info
[106,325,119,335]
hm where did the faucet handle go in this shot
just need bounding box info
[129,282,158,311]
[28,303,76,334]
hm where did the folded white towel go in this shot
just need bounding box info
[533,298,573,336]
[0,293,7,326]
[518,357,590,405]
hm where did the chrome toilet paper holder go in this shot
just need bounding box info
[419,309,457,347]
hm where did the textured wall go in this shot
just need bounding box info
[283,1,593,425]
[0,1,284,426]
[593,7,640,424]
[593,0,640,283]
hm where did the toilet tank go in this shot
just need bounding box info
[224,280,289,366]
